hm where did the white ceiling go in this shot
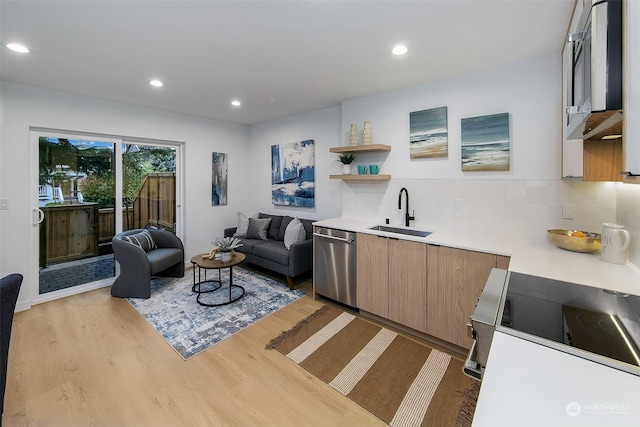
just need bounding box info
[0,0,575,125]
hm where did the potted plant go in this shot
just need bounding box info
[338,153,356,175]
[214,236,243,262]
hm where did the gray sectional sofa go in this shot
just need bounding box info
[224,213,314,289]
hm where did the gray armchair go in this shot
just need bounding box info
[111,229,184,299]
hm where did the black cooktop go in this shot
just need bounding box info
[498,272,640,372]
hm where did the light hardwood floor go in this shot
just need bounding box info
[4,277,385,427]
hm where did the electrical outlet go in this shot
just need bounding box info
[0,198,7,210]
[562,203,574,219]
[454,198,462,212]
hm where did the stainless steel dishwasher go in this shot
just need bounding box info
[313,227,356,308]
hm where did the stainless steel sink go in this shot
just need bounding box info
[369,225,432,237]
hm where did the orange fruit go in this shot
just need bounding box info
[571,231,586,237]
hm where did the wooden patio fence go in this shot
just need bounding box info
[41,173,176,267]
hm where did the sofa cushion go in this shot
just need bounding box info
[147,248,183,274]
[246,217,271,240]
[284,219,306,250]
[259,213,284,240]
[233,212,259,237]
[253,241,290,266]
[123,230,157,252]
[277,216,295,241]
[235,238,266,255]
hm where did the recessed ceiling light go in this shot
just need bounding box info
[149,79,164,87]
[231,100,241,107]
[391,44,408,56]
[6,43,29,53]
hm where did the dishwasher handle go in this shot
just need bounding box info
[313,232,355,244]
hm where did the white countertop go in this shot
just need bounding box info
[313,217,640,295]
[313,217,640,426]
[472,332,640,427]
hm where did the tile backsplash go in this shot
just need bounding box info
[342,179,639,268]
[617,183,640,267]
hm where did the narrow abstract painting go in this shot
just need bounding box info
[461,113,510,171]
[409,106,448,159]
[271,140,315,207]
[211,152,228,205]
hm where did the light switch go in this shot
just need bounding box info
[0,198,8,210]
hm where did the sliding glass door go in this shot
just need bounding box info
[32,130,181,303]
[37,135,116,295]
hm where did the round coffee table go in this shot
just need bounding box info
[190,252,246,306]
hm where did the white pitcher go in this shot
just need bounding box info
[600,223,630,264]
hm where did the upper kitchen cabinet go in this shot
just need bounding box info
[623,0,640,183]
[562,0,624,182]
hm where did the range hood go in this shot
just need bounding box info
[574,110,623,141]
[566,0,623,141]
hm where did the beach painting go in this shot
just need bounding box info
[461,113,510,171]
[409,106,448,159]
[211,152,228,205]
[271,139,315,207]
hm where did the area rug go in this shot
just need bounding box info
[128,266,305,359]
[267,306,479,427]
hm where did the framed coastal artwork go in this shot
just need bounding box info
[271,139,315,207]
[461,112,510,171]
[409,106,448,159]
[211,152,228,205]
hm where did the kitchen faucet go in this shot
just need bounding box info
[398,187,415,227]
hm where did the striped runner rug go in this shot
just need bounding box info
[267,306,479,427]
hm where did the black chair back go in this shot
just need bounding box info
[1,273,23,420]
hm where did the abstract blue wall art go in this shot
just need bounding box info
[271,139,315,207]
[211,152,228,205]
[410,106,448,159]
[461,113,510,171]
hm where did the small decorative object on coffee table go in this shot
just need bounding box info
[205,236,243,263]
[191,252,246,306]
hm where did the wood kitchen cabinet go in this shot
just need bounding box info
[388,238,427,333]
[426,245,510,349]
[356,233,389,318]
[356,233,427,333]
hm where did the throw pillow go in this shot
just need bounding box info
[259,213,283,240]
[277,216,295,241]
[123,230,157,252]
[234,212,258,237]
[246,217,271,240]
[284,218,306,250]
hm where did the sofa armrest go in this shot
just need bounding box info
[224,227,237,238]
[288,238,313,277]
[112,237,151,272]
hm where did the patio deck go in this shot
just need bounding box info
[39,255,115,294]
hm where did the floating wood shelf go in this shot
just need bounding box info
[329,144,391,153]
[330,174,391,181]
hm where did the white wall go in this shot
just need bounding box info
[341,54,562,180]
[338,54,623,244]
[0,81,250,309]
[248,106,342,221]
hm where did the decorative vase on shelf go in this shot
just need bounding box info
[349,124,358,146]
[362,121,372,145]
[342,164,352,175]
